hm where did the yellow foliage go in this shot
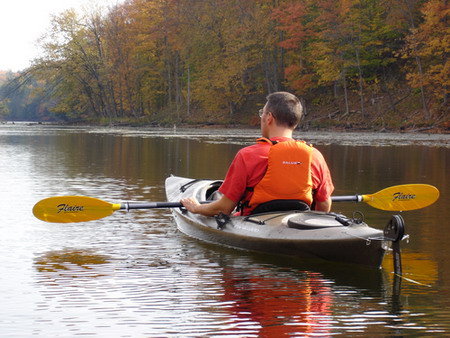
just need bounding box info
[404,0,449,102]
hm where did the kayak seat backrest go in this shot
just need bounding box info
[251,199,310,215]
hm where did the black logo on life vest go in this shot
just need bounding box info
[392,192,416,201]
[57,203,84,213]
[282,161,302,165]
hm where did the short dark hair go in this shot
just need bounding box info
[266,92,303,128]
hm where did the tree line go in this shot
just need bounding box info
[1,0,448,129]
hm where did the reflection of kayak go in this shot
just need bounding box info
[166,176,402,268]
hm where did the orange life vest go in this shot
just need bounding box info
[248,138,313,207]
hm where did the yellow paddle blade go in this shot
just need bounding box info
[362,184,439,211]
[33,196,122,223]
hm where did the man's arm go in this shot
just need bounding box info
[181,195,237,217]
[314,197,332,212]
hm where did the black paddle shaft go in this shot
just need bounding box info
[121,201,210,210]
[331,195,362,202]
[121,202,183,210]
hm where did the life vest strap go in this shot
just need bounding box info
[256,137,279,145]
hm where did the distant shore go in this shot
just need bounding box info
[3,119,447,135]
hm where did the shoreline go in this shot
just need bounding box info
[3,119,448,135]
[2,120,449,148]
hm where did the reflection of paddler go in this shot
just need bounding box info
[383,252,438,288]
[222,270,333,336]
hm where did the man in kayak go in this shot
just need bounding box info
[181,91,334,216]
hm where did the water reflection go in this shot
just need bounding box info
[35,249,110,275]
[192,248,429,336]
[1,124,450,336]
[222,266,333,336]
[383,252,438,290]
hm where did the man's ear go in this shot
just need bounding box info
[266,112,275,125]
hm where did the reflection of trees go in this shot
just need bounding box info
[222,268,333,336]
[47,133,239,184]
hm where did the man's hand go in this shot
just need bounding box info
[180,197,201,214]
[181,195,237,217]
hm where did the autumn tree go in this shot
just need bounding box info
[272,0,316,96]
[18,0,445,128]
[173,0,270,115]
[0,100,9,120]
[386,0,431,118]
[273,0,404,118]
[123,0,187,117]
[34,9,108,120]
[403,0,449,115]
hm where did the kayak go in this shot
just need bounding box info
[165,175,404,268]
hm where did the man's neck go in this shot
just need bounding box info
[266,127,293,139]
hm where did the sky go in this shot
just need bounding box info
[0,0,123,72]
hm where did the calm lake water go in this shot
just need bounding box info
[1,123,449,337]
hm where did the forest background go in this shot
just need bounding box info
[0,0,448,132]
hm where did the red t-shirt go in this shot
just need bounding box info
[219,137,334,215]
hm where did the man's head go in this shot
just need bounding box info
[262,92,303,129]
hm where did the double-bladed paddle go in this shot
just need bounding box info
[331,184,439,212]
[33,183,439,223]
